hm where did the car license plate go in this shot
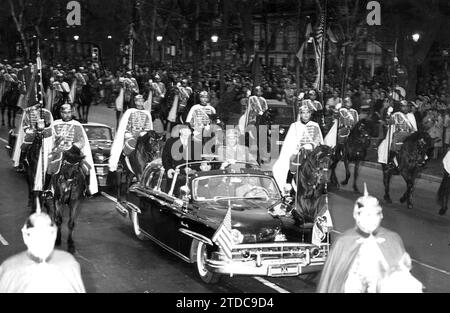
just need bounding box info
[268,264,299,277]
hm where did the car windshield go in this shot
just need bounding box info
[193,175,281,201]
[270,106,295,125]
[83,126,112,141]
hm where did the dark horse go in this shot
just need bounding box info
[24,132,48,213]
[290,145,334,224]
[74,84,94,123]
[382,131,433,210]
[116,130,164,202]
[52,147,87,253]
[438,170,449,216]
[329,119,379,193]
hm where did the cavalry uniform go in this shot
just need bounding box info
[186,91,216,135]
[69,72,87,105]
[145,75,166,115]
[272,102,324,188]
[168,81,193,124]
[378,103,417,164]
[239,87,268,134]
[109,97,153,172]
[48,108,98,195]
[12,105,54,185]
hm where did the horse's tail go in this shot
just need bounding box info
[437,173,450,204]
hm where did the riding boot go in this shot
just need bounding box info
[42,174,53,199]
[16,150,27,173]
[85,175,91,197]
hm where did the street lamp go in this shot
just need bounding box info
[107,35,112,39]
[74,35,79,41]
[210,35,219,72]
[412,33,420,43]
[156,35,163,62]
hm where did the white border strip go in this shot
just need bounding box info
[0,233,9,246]
[331,229,450,276]
[100,191,293,293]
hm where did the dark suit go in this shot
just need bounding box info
[162,136,203,171]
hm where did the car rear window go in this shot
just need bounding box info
[84,126,112,141]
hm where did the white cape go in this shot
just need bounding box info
[443,150,450,174]
[12,114,26,167]
[324,120,338,148]
[272,122,307,188]
[109,109,153,172]
[378,112,417,164]
[52,120,98,195]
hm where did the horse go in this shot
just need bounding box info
[116,130,165,202]
[438,171,449,216]
[74,84,93,123]
[329,119,379,193]
[290,145,334,224]
[24,132,44,212]
[52,147,88,253]
[382,131,433,210]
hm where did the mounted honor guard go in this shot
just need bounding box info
[324,97,359,147]
[69,68,87,105]
[306,89,324,124]
[272,100,324,188]
[167,78,193,126]
[378,100,417,167]
[115,71,139,128]
[186,90,216,138]
[46,103,98,197]
[12,100,54,175]
[145,73,166,116]
[238,85,268,137]
[109,94,153,172]
[50,71,71,120]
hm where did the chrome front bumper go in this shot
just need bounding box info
[206,242,329,277]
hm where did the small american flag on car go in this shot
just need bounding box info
[212,206,233,262]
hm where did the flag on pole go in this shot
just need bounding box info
[212,207,233,261]
[312,197,333,246]
[296,23,313,63]
[314,10,326,91]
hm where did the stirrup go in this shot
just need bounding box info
[42,190,53,200]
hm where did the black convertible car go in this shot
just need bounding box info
[118,160,330,284]
[5,122,113,188]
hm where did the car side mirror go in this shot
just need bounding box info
[180,185,191,202]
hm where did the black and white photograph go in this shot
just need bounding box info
[0,0,449,298]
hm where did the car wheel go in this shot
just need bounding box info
[195,241,221,284]
[130,210,147,241]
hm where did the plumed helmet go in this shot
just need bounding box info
[60,103,72,113]
[353,183,382,215]
[226,128,240,138]
[299,99,315,113]
[199,90,209,98]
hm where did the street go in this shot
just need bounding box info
[0,105,449,293]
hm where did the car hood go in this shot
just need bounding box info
[195,199,284,243]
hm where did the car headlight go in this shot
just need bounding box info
[231,229,244,245]
[95,153,106,162]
